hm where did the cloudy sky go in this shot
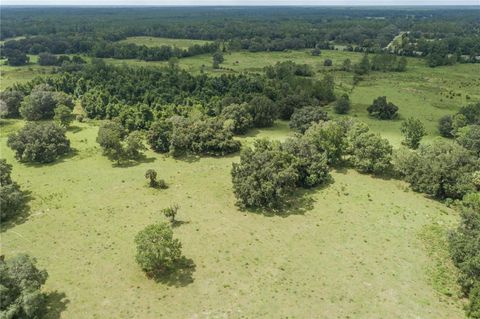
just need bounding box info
[2,0,479,5]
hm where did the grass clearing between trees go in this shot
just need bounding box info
[118,36,212,49]
[0,120,465,318]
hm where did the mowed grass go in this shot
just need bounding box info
[118,36,212,49]
[0,119,464,318]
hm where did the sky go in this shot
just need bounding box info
[2,0,479,5]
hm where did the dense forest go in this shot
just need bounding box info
[1,6,480,65]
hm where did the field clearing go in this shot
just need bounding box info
[0,55,53,90]
[0,120,464,318]
[118,36,212,48]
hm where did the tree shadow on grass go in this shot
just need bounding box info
[150,257,196,287]
[44,291,70,319]
[67,125,83,134]
[0,190,33,232]
[243,179,334,217]
[171,220,190,228]
[21,148,79,167]
[113,155,156,168]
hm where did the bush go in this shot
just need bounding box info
[20,88,57,121]
[97,121,146,163]
[438,115,454,137]
[348,131,393,174]
[145,169,158,187]
[456,125,480,155]
[323,59,332,66]
[0,254,48,319]
[367,96,398,120]
[468,284,480,319]
[0,90,24,118]
[0,159,26,221]
[54,104,74,127]
[220,103,253,134]
[168,116,240,157]
[147,119,172,153]
[231,139,298,209]
[303,120,346,165]
[277,94,311,120]
[394,142,480,199]
[7,122,70,163]
[135,223,182,276]
[248,96,278,128]
[334,94,350,114]
[289,106,328,134]
[162,204,179,223]
[400,117,426,149]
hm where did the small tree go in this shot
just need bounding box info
[220,103,253,134]
[289,106,329,134]
[212,51,224,69]
[145,169,157,187]
[367,96,398,120]
[323,59,333,66]
[7,122,70,163]
[135,223,182,276]
[400,117,426,149]
[248,96,278,128]
[54,104,74,127]
[334,94,350,114]
[0,159,26,221]
[438,115,454,137]
[96,121,124,164]
[162,204,179,223]
[0,254,48,318]
[123,131,146,159]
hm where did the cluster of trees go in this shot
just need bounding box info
[0,159,26,221]
[367,96,399,120]
[439,102,480,155]
[449,193,480,319]
[38,52,86,66]
[232,118,394,209]
[0,254,49,319]
[351,54,407,76]
[7,122,71,163]
[3,7,478,64]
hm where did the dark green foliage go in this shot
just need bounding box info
[277,94,311,120]
[354,54,370,75]
[19,85,73,121]
[96,121,146,163]
[348,131,393,174]
[367,96,399,120]
[135,223,182,276]
[282,137,330,188]
[341,58,352,71]
[438,115,454,137]
[334,94,350,114]
[118,104,155,132]
[304,120,347,165]
[0,159,26,221]
[311,48,321,56]
[394,142,480,199]
[168,116,241,157]
[231,139,298,209]
[247,96,277,128]
[54,105,74,127]
[0,90,24,118]
[220,103,253,134]
[400,117,426,149]
[456,125,480,155]
[145,169,157,187]
[371,53,407,72]
[7,122,70,163]
[0,254,48,319]
[323,59,332,66]
[265,61,314,79]
[5,49,29,66]
[212,51,224,69]
[449,193,480,310]
[38,52,59,66]
[147,119,172,153]
[289,106,329,134]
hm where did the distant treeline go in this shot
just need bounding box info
[1,6,479,66]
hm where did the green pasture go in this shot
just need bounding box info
[118,36,212,49]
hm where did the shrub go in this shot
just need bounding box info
[303,120,346,165]
[456,125,480,155]
[289,106,328,134]
[147,119,172,153]
[7,122,70,163]
[54,104,74,127]
[168,116,240,157]
[231,139,298,209]
[0,159,26,221]
[323,59,332,66]
[334,94,350,114]
[394,142,479,199]
[162,204,179,223]
[0,90,24,118]
[348,131,393,174]
[400,117,426,149]
[367,96,398,120]
[97,121,146,163]
[248,96,278,128]
[467,284,480,319]
[438,115,454,137]
[220,103,253,134]
[0,254,48,319]
[145,169,158,187]
[135,223,182,276]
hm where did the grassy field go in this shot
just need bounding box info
[0,119,465,318]
[118,36,212,49]
[0,55,54,90]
